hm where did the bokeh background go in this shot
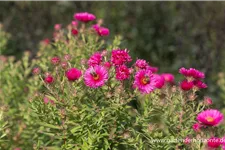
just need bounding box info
[1,1,225,109]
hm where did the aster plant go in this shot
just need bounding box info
[28,12,225,150]
[0,12,225,150]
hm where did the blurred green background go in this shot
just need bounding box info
[0,1,225,108]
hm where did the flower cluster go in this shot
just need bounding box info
[179,67,207,91]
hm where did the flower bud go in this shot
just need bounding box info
[65,68,82,81]
[51,56,60,65]
[71,29,78,35]
[32,67,41,75]
[54,24,61,31]
[64,54,71,61]
[204,96,213,105]
[44,75,54,84]
[184,137,191,145]
[61,62,68,70]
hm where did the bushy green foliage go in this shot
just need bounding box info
[0,52,40,149]
[0,24,11,55]
[218,73,225,115]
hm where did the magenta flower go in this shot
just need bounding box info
[74,12,96,23]
[193,80,207,89]
[179,67,205,79]
[84,65,108,88]
[92,24,100,31]
[197,109,224,126]
[152,74,165,89]
[180,80,194,91]
[135,59,148,70]
[44,75,54,84]
[133,69,156,94]
[71,29,78,35]
[146,66,158,73]
[71,21,78,27]
[103,62,111,69]
[88,52,102,67]
[161,73,174,83]
[111,49,132,66]
[115,65,130,81]
[97,27,110,36]
[192,123,201,132]
[222,136,225,150]
[66,68,82,81]
[207,137,221,148]
[93,25,110,36]
[54,24,61,31]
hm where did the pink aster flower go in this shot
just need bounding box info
[133,69,156,94]
[111,49,132,66]
[135,59,148,70]
[97,27,110,36]
[74,12,96,23]
[146,66,158,73]
[88,52,102,67]
[115,65,130,81]
[66,68,82,81]
[161,73,174,83]
[197,109,224,126]
[193,80,207,89]
[84,65,108,88]
[207,137,221,148]
[152,74,165,89]
[179,67,205,79]
[54,24,61,31]
[71,21,78,27]
[92,24,100,31]
[192,123,201,132]
[180,80,194,91]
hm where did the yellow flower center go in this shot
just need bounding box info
[141,76,150,85]
[206,116,214,122]
[92,73,99,80]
